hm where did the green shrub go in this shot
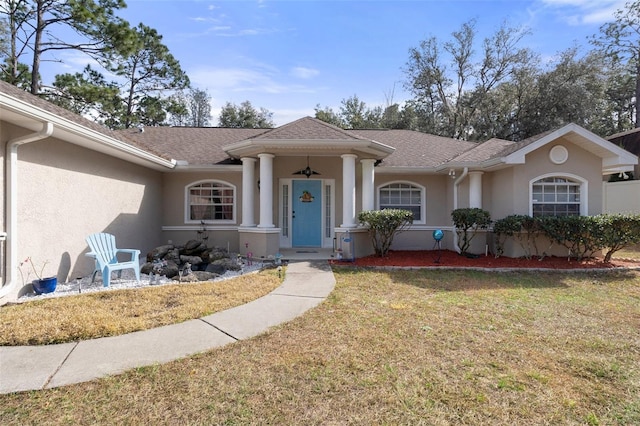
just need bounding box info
[493,215,542,259]
[451,208,491,255]
[492,213,640,262]
[535,216,605,260]
[594,214,640,262]
[358,209,414,257]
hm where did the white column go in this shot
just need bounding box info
[361,159,376,212]
[258,153,275,228]
[469,171,484,209]
[341,154,357,228]
[240,157,256,227]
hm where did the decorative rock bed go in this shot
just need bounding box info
[17,239,282,302]
[142,239,242,282]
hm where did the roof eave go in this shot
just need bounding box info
[170,164,243,172]
[223,139,395,159]
[375,166,439,174]
[1,91,176,171]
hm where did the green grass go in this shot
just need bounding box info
[1,268,639,425]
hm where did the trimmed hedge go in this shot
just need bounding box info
[493,214,640,262]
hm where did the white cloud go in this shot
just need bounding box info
[539,0,626,25]
[290,67,320,80]
[270,107,316,126]
[211,27,279,37]
[189,66,320,96]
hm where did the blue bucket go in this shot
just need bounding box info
[33,277,57,295]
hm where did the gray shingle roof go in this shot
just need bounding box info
[119,127,267,165]
[350,129,477,168]
[449,138,514,163]
[4,80,584,170]
[122,121,481,167]
[447,130,556,164]
[251,116,367,141]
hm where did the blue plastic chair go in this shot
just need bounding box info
[85,233,141,287]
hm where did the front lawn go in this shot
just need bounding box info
[0,270,282,345]
[1,268,639,425]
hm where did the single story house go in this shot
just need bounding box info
[1,79,637,302]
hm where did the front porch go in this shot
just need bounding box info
[278,248,336,261]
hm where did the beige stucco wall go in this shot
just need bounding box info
[160,170,242,252]
[375,174,451,226]
[5,126,163,297]
[161,170,243,226]
[486,137,603,221]
[485,168,515,220]
[160,156,363,253]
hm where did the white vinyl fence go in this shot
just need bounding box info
[603,180,640,214]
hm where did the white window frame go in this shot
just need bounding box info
[529,173,587,217]
[185,179,236,224]
[376,181,426,224]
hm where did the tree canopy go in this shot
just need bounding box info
[314,94,418,130]
[2,1,640,139]
[166,88,212,127]
[44,23,190,129]
[315,4,640,141]
[0,0,133,94]
[218,101,274,128]
[592,0,640,128]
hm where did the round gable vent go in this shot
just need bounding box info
[549,145,569,165]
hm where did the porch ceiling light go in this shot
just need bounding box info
[292,156,321,178]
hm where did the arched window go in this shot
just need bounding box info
[378,182,425,222]
[186,180,235,223]
[530,175,586,217]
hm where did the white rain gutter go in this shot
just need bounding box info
[452,167,469,254]
[0,122,54,300]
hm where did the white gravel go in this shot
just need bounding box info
[17,263,265,303]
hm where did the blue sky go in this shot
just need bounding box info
[52,0,628,125]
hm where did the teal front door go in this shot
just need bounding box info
[292,180,322,247]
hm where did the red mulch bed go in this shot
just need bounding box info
[329,250,640,270]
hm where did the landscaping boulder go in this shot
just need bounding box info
[184,239,207,255]
[144,242,236,281]
[146,244,174,262]
[208,247,229,261]
[180,255,203,267]
[165,248,181,264]
[206,258,240,274]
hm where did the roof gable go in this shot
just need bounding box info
[223,117,395,159]
[250,117,367,141]
[501,124,637,173]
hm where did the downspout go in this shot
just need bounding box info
[0,122,54,300]
[452,167,468,254]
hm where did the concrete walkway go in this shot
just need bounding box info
[0,260,335,394]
